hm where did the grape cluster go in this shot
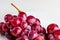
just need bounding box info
[0,3,60,40]
[47,24,60,40]
[0,12,46,40]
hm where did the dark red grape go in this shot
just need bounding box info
[31,24,41,33]
[53,30,60,40]
[28,30,38,40]
[21,29,30,36]
[4,14,12,22]
[35,18,40,25]
[48,34,55,40]
[39,33,46,39]
[54,30,60,36]
[18,12,27,21]
[11,27,22,37]
[11,17,21,27]
[6,21,13,29]
[26,15,36,26]
[31,24,46,34]
[20,21,28,29]
[47,23,59,33]
[2,24,8,32]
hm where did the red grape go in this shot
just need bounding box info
[4,14,12,22]
[28,30,38,39]
[53,30,60,40]
[18,12,27,21]
[47,23,59,33]
[11,27,22,37]
[11,17,21,27]
[20,21,28,29]
[2,23,9,32]
[35,18,40,25]
[26,15,36,26]
[48,34,55,40]
[31,24,46,34]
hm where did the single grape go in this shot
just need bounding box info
[47,23,59,33]
[26,15,36,26]
[4,14,12,22]
[18,12,27,21]
[21,29,30,36]
[48,34,55,40]
[11,27,22,37]
[35,18,40,25]
[28,30,38,40]
[20,21,28,29]
[2,23,9,32]
[11,17,21,27]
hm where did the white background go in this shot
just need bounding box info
[0,0,60,40]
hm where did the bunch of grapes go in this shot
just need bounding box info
[0,3,60,40]
[47,23,60,40]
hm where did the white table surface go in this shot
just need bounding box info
[0,0,60,40]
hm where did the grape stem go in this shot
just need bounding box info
[11,3,21,12]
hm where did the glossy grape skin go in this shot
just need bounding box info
[11,27,22,37]
[4,14,12,22]
[26,15,36,26]
[2,23,9,32]
[54,30,60,35]
[11,17,21,27]
[47,23,59,33]
[28,30,38,40]
[21,28,30,36]
[48,34,55,40]
[35,18,40,25]
[31,24,41,33]
[53,30,60,40]
[18,12,27,21]
[31,24,46,34]
[20,21,28,29]
[6,21,13,29]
